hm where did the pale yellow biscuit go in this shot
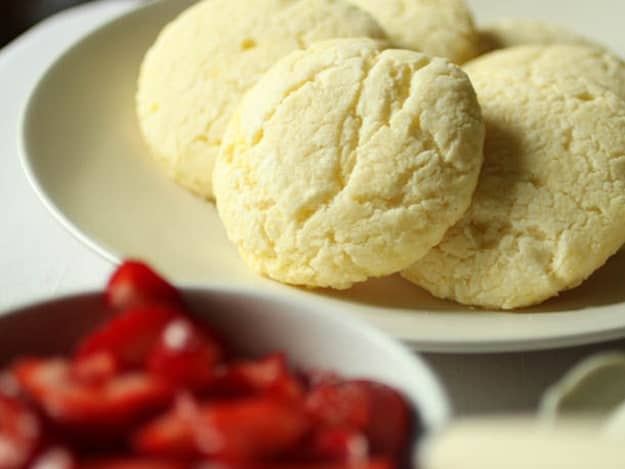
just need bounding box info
[465,45,625,101]
[137,0,386,199]
[402,69,625,310]
[348,0,479,64]
[478,18,599,55]
[214,38,484,289]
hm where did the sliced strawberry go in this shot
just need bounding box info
[81,457,187,469]
[260,459,394,469]
[264,372,305,403]
[0,390,41,469]
[107,261,182,311]
[306,380,412,460]
[301,370,340,390]
[211,354,301,399]
[194,398,309,459]
[72,352,118,386]
[76,306,180,369]
[215,354,288,391]
[148,318,223,391]
[0,373,22,399]
[134,396,309,460]
[305,381,370,430]
[352,381,412,458]
[130,394,197,458]
[166,461,393,469]
[31,447,76,469]
[13,359,173,432]
[308,427,368,464]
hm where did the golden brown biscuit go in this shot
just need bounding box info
[215,39,484,289]
[402,68,625,310]
[465,45,625,101]
[137,0,386,198]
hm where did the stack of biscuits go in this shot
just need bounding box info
[136,0,625,310]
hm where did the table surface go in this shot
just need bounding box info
[2,0,624,417]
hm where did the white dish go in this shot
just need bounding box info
[19,0,625,352]
[0,287,450,464]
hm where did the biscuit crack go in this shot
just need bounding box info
[295,57,380,228]
[253,64,337,145]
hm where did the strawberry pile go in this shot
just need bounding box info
[0,261,417,469]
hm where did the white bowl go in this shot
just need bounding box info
[0,287,450,462]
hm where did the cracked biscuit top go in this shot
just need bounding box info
[402,63,625,310]
[464,45,625,101]
[214,38,484,289]
[136,0,386,199]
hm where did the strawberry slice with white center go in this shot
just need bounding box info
[148,318,223,391]
[0,390,41,469]
[267,459,394,469]
[308,427,369,464]
[75,306,181,369]
[204,459,395,469]
[71,352,118,386]
[211,354,303,401]
[106,261,183,311]
[13,359,173,432]
[133,394,309,460]
[31,447,76,469]
[80,457,187,469]
[305,380,412,460]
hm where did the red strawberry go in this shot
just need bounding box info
[237,459,395,469]
[212,354,302,400]
[308,427,368,464]
[134,395,309,460]
[148,318,223,391]
[76,306,180,369]
[80,456,185,469]
[301,370,340,389]
[13,359,173,431]
[305,380,411,459]
[81,457,187,469]
[356,381,412,458]
[107,261,182,311]
[31,447,76,469]
[130,394,198,458]
[196,398,309,459]
[0,390,41,469]
[266,459,395,469]
[72,352,118,386]
[305,381,370,429]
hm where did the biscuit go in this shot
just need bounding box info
[464,45,625,101]
[214,38,485,289]
[402,68,625,309]
[136,0,386,199]
[348,0,479,64]
[478,18,599,55]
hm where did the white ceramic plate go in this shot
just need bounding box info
[20,0,625,352]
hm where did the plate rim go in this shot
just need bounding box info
[17,0,625,354]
